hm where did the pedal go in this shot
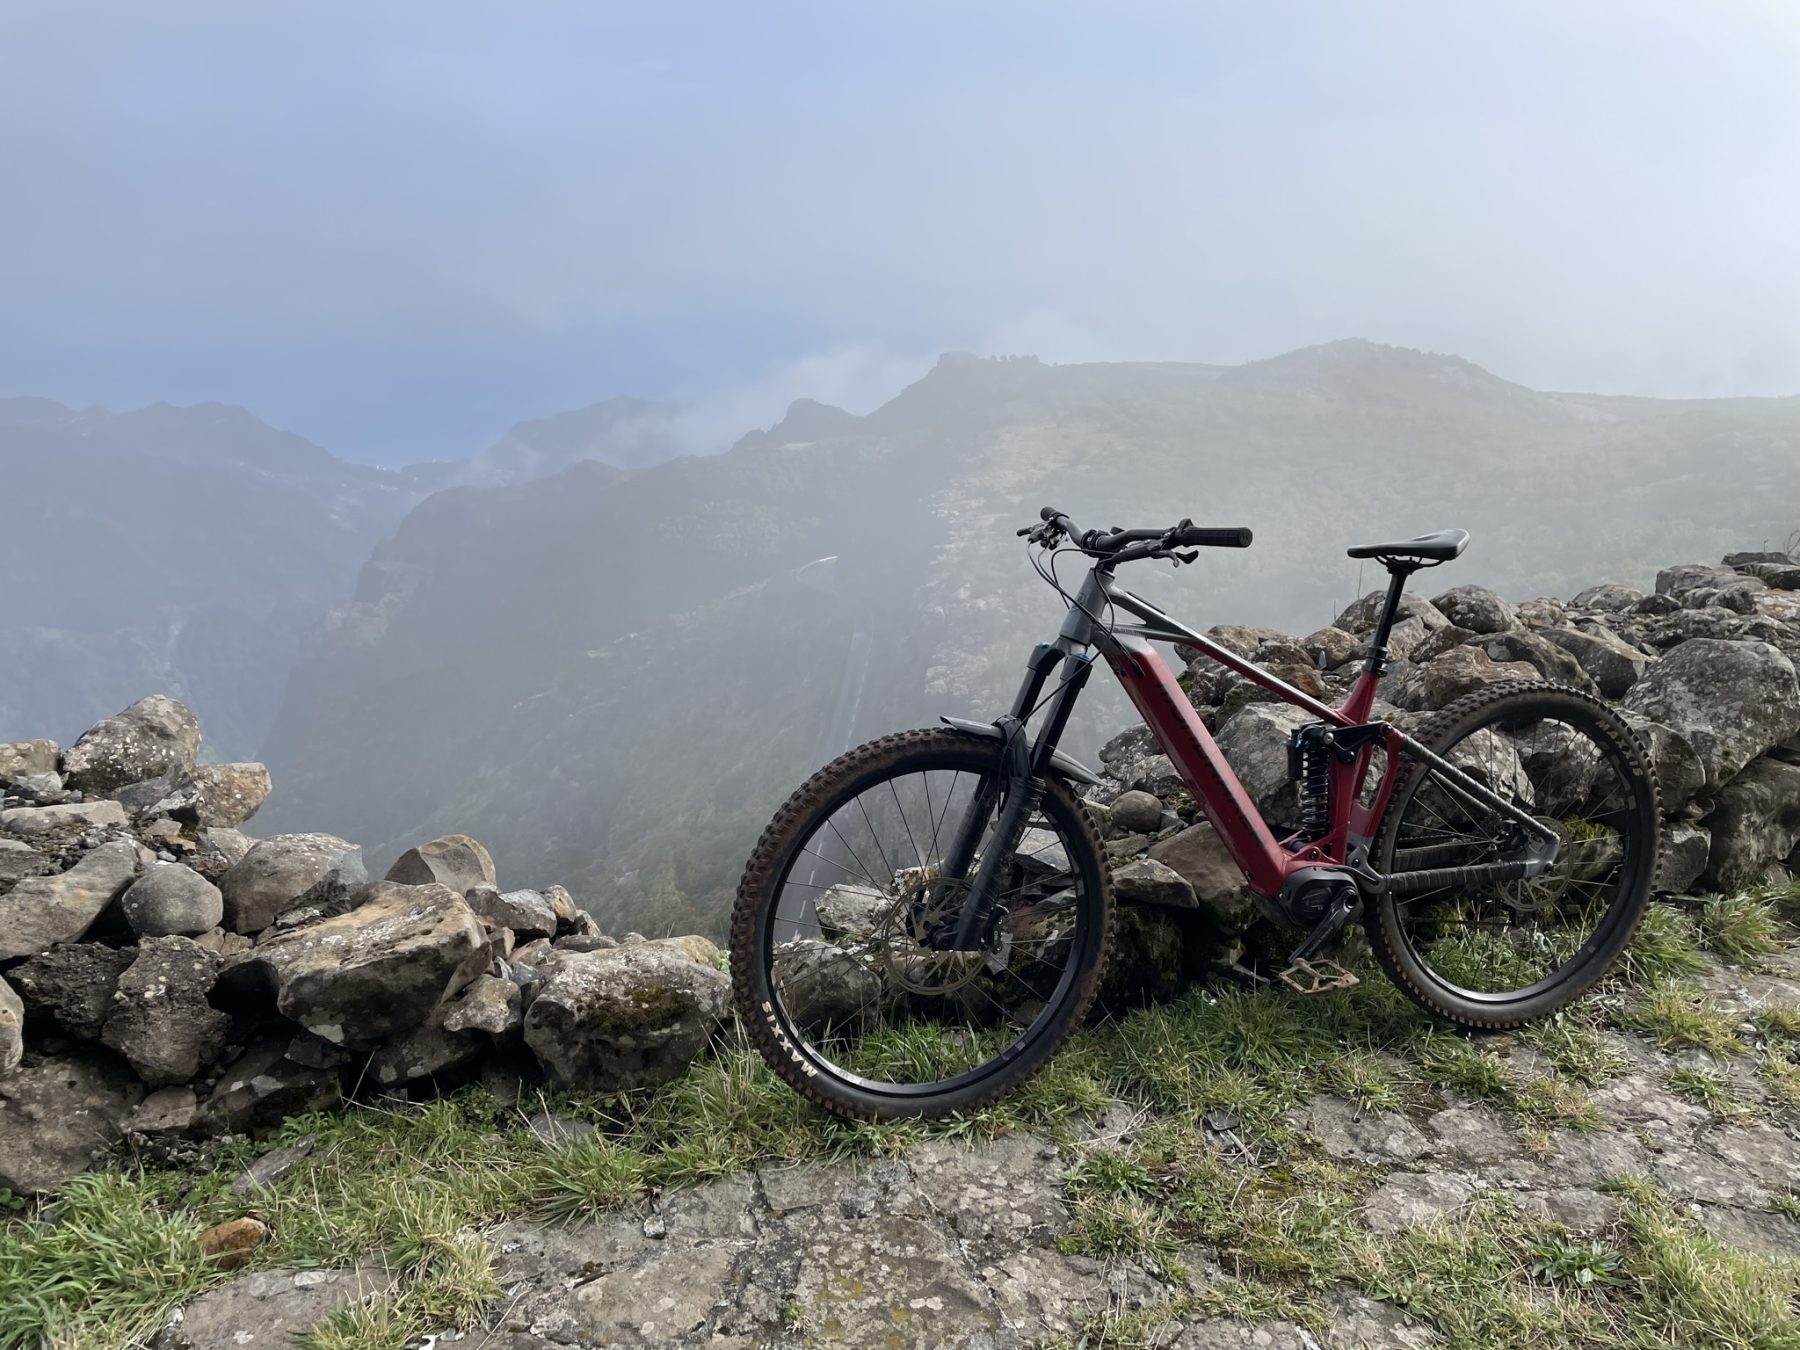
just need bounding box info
[1277,958,1360,995]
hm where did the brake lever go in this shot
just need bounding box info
[1173,549,1199,565]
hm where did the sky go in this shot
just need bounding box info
[2,1,1798,463]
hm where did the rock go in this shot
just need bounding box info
[0,836,51,888]
[1725,550,1796,568]
[1466,629,1596,691]
[1657,562,1743,597]
[142,763,273,828]
[1621,639,1800,791]
[1215,702,1314,829]
[523,943,730,1092]
[1362,1171,1474,1234]
[1617,712,1707,814]
[60,695,201,796]
[159,1264,395,1349]
[199,827,255,867]
[1110,856,1197,908]
[198,1216,269,1270]
[1431,584,1518,634]
[0,798,128,836]
[1174,1320,1317,1349]
[1738,561,1800,590]
[440,972,524,1036]
[1293,1094,1430,1164]
[1695,1205,1800,1260]
[7,942,136,1039]
[1108,790,1164,835]
[230,881,486,1044]
[1658,823,1712,894]
[1570,583,1644,612]
[1393,646,1538,711]
[1516,597,1569,628]
[218,833,366,934]
[555,932,620,953]
[1301,626,1363,670]
[466,885,557,941]
[1410,622,1479,664]
[200,1041,341,1134]
[1514,1187,1622,1235]
[0,975,21,1077]
[366,1022,483,1087]
[1323,1294,1437,1349]
[1099,724,1158,767]
[0,840,138,959]
[120,862,224,936]
[769,940,882,1032]
[1334,590,1448,638]
[1125,753,1187,799]
[545,883,597,936]
[0,738,59,783]
[1702,757,1800,889]
[1541,624,1651,698]
[385,832,496,893]
[128,1086,199,1135]
[1147,822,1257,928]
[0,1051,141,1194]
[1707,1122,1800,1191]
[101,936,229,1085]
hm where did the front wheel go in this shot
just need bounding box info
[730,728,1113,1120]
[1367,681,1661,1029]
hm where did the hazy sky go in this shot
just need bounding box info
[3,1,1797,462]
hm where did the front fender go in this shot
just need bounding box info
[938,716,1106,787]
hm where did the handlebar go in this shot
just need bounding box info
[1025,506,1253,560]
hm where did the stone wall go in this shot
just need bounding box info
[3,547,1799,1198]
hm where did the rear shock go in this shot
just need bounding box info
[1289,724,1333,840]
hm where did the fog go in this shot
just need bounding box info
[2,1,1797,461]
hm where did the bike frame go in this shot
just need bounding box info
[951,554,1557,928]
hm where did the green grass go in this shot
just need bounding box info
[1621,984,1748,1057]
[1697,894,1786,966]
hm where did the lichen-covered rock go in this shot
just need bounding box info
[523,943,729,1091]
[141,762,273,828]
[0,799,128,836]
[1214,702,1314,829]
[440,972,525,1037]
[1107,790,1164,835]
[385,833,496,893]
[7,942,136,1039]
[200,1041,342,1134]
[1099,905,1188,1007]
[1540,623,1651,698]
[1465,629,1597,692]
[1621,639,1800,791]
[1393,646,1538,712]
[1702,757,1800,890]
[0,1051,142,1194]
[1656,562,1743,597]
[0,975,21,1077]
[1431,584,1518,634]
[1334,590,1448,637]
[0,840,138,960]
[1658,823,1711,894]
[218,833,366,934]
[101,936,229,1085]
[120,862,224,936]
[1570,583,1643,612]
[0,739,59,784]
[0,837,51,890]
[59,695,201,796]
[230,882,486,1044]
[1617,712,1706,815]
[769,940,881,1034]
[366,1023,484,1087]
[465,885,557,941]
[1300,625,1362,670]
[1147,822,1256,928]
[1110,856,1197,909]
[199,826,256,868]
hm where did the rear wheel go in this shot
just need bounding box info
[730,728,1113,1120]
[1367,681,1660,1028]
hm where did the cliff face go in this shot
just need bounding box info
[257,344,1800,932]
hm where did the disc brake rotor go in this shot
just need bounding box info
[875,866,986,995]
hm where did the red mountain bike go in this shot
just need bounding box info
[732,507,1660,1119]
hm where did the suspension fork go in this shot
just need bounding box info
[942,651,1095,949]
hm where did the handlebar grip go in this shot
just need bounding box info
[1173,525,1254,549]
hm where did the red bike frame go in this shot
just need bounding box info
[1094,582,1405,900]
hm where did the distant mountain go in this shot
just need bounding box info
[0,390,682,756]
[403,397,686,491]
[0,397,415,757]
[255,341,1800,936]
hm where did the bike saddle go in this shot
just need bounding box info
[1345,528,1469,563]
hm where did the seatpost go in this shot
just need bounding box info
[1362,563,1416,675]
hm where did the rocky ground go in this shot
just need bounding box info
[5,546,1800,1347]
